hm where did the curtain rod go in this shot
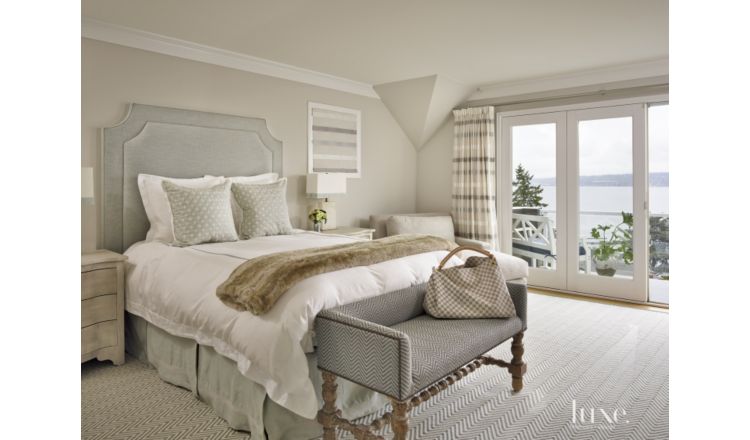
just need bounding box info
[453,83,669,110]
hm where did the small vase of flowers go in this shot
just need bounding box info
[308,208,327,232]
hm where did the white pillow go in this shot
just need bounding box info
[138,174,225,243]
[205,173,278,184]
[206,173,279,233]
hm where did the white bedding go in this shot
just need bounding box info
[124,231,527,419]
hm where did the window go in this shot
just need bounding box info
[501,99,668,304]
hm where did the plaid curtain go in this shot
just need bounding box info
[451,106,498,249]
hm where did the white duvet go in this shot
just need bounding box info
[124,231,527,419]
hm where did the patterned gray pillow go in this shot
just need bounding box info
[161,180,238,246]
[232,178,293,239]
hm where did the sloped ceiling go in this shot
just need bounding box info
[374,75,473,149]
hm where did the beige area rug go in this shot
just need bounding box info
[82,293,668,440]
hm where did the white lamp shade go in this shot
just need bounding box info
[306,173,346,198]
[82,167,94,201]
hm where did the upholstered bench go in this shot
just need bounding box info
[315,282,528,440]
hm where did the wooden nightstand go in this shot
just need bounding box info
[81,250,127,365]
[320,227,376,241]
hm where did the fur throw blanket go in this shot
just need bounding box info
[216,234,456,315]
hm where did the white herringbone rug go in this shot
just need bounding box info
[82,293,668,440]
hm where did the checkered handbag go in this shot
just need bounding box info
[423,246,517,319]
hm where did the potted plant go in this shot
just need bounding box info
[590,212,633,277]
[308,208,327,232]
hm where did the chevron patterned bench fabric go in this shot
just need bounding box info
[315,282,527,401]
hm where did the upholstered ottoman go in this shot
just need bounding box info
[314,282,528,440]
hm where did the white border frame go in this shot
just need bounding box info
[308,102,362,178]
[499,111,568,290]
[565,104,649,302]
[497,95,667,302]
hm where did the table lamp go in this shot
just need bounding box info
[306,173,347,230]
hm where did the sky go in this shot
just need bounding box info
[511,104,669,180]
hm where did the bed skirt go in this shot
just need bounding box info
[125,313,388,440]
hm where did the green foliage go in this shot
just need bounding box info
[591,211,633,264]
[308,208,327,224]
[617,212,634,265]
[591,225,617,262]
[649,215,669,276]
[512,165,548,208]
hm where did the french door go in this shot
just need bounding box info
[499,112,568,290]
[499,104,649,302]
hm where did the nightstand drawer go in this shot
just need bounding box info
[82,320,117,354]
[81,268,117,299]
[81,295,117,327]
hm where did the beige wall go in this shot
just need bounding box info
[416,120,453,213]
[82,39,416,251]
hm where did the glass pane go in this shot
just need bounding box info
[648,104,669,303]
[578,117,634,279]
[511,124,557,270]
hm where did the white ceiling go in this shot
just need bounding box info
[82,0,668,89]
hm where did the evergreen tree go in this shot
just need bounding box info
[512,165,548,208]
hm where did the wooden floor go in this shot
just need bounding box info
[528,286,669,313]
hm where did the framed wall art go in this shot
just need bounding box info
[308,102,362,177]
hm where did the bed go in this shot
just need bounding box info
[101,103,528,439]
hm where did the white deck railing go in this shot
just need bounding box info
[511,211,617,274]
[512,211,668,276]
[511,213,557,269]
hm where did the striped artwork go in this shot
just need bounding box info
[308,102,362,177]
[452,106,499,249]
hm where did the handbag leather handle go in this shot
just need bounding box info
[437,245,496,270]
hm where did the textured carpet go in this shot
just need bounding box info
[82,293,668,440]
[82,358,251,440]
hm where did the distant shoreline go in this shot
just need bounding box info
[534,172,669,187]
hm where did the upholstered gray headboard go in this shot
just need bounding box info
[101,103,283,253]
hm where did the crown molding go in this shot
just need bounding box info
[469,58,668,101]
[82,18,378,98]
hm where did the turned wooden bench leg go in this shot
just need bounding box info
[318,371,339,440]
[390,398,409,440]
[509,331,527,392]
[318,343,526,440]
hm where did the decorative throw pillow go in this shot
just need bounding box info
[386,215,456,242]
[231,178,293,239]
[138,174,225,243]
[161,180,238,246]
[206,173,279,233]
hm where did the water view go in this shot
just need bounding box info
[536,184,669,239]
[509,104,669,303]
